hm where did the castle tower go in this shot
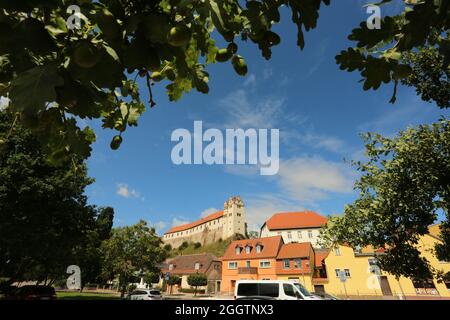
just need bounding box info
[222,196,246,239]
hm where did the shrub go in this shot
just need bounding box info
[187,274,208,296]
[194,242,202,249]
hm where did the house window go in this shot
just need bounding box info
[334,247,341,256]
[297,231,302,239]
[260,260,271,268]
[235,247,241,255]
[344,269,351,277]
[334,269,340,277]
[246,261,251,268]
[245,246,251,254]
[308,230,313,238]
[256,245,262,253]
[228,262,237,269]
[287,232,292,239]
[305,260,310,269]
[169,264,174,271]
[194,262,200,270]
[283,259,290,269]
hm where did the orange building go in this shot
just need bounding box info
[275,242,316,290]
[221,236,283,294]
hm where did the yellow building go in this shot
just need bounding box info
[317,226,450,299]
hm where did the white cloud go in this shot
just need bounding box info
[277,157,356,203]
[149,221,167,233]
[218,89,284,129]
[263,67,273,80]
[243,74,256,87]
[244,194,304,232]
[116,183,141,199]
[200,207,220,217]
[172,217,190,227]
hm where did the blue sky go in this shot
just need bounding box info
[83,1,449,233]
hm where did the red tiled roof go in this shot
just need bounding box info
[161,253,220,275]
[222,236,283,260]
[165,210,224,234]
[276,242,312,259]
[314,250,329,267]
[265,211,327,231]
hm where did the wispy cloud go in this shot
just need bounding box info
[172,217,190,227]
[116,183,142,199]
[243,74,257,87]
[200,207,220,217]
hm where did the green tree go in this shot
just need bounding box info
[73,206,115,290]
[400,47,450,108]
[0,112,100,284]
[336,0,450,105]
[166,275,181,295]
[187,273,207,296]
[100,220,166,297]
[2,0,447,162]
[320,119,450,281]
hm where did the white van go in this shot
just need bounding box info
[235,280,322,300]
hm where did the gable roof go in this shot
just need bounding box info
[161,253,220,275]
[314,249,330,267]
[264,211,328,231]
[222,236,283,260]
[165,210,224,234]
[276,242,312,259]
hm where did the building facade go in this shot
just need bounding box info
[160,253,222,294]
[260,211,328,248]
[162,196,246,248]
[221,236,284,294]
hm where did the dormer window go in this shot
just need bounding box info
[169,264,174,271]
[235,246,241,255]
[256,245,262,253]
[194,262,200,270]
[245,245,251,254]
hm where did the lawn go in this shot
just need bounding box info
[56,291,121,300]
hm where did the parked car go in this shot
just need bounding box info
[312,292,340,300]
[5,285,57,300]
[235,280,322,300]
[236,296,277,300]
[127,289,162,300]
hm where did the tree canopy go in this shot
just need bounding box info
[1,0,448,163]
[0,112,112,284]
[320,119,450,280]
[100,220,167,296]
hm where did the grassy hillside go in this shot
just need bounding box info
[167,236,243,258]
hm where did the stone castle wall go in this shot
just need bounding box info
[163,225,225,248]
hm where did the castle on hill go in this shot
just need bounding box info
[162,196,246,248]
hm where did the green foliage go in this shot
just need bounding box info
[168,237,233,257]
[336,0,450,104]
[166,275,181,286]
[401,47,450,108]
[194,242,202,249]
[320,119,450,280]
[0,0,331,161]
[163,244,173,252]
[187,273,207,296]
[100,220,166,297]
[0,112,103,283]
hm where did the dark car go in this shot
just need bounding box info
[6,285,57,300]
[236,296,277,300]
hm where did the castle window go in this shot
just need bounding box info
[287,232,292,239]
[308,230,313,238]
[297,231,302,239]
[237,213,241,217]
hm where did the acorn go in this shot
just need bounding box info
[110,135,122,150]
[167,25,191,47]
[232,55,248,76]
[215,48,233,62]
